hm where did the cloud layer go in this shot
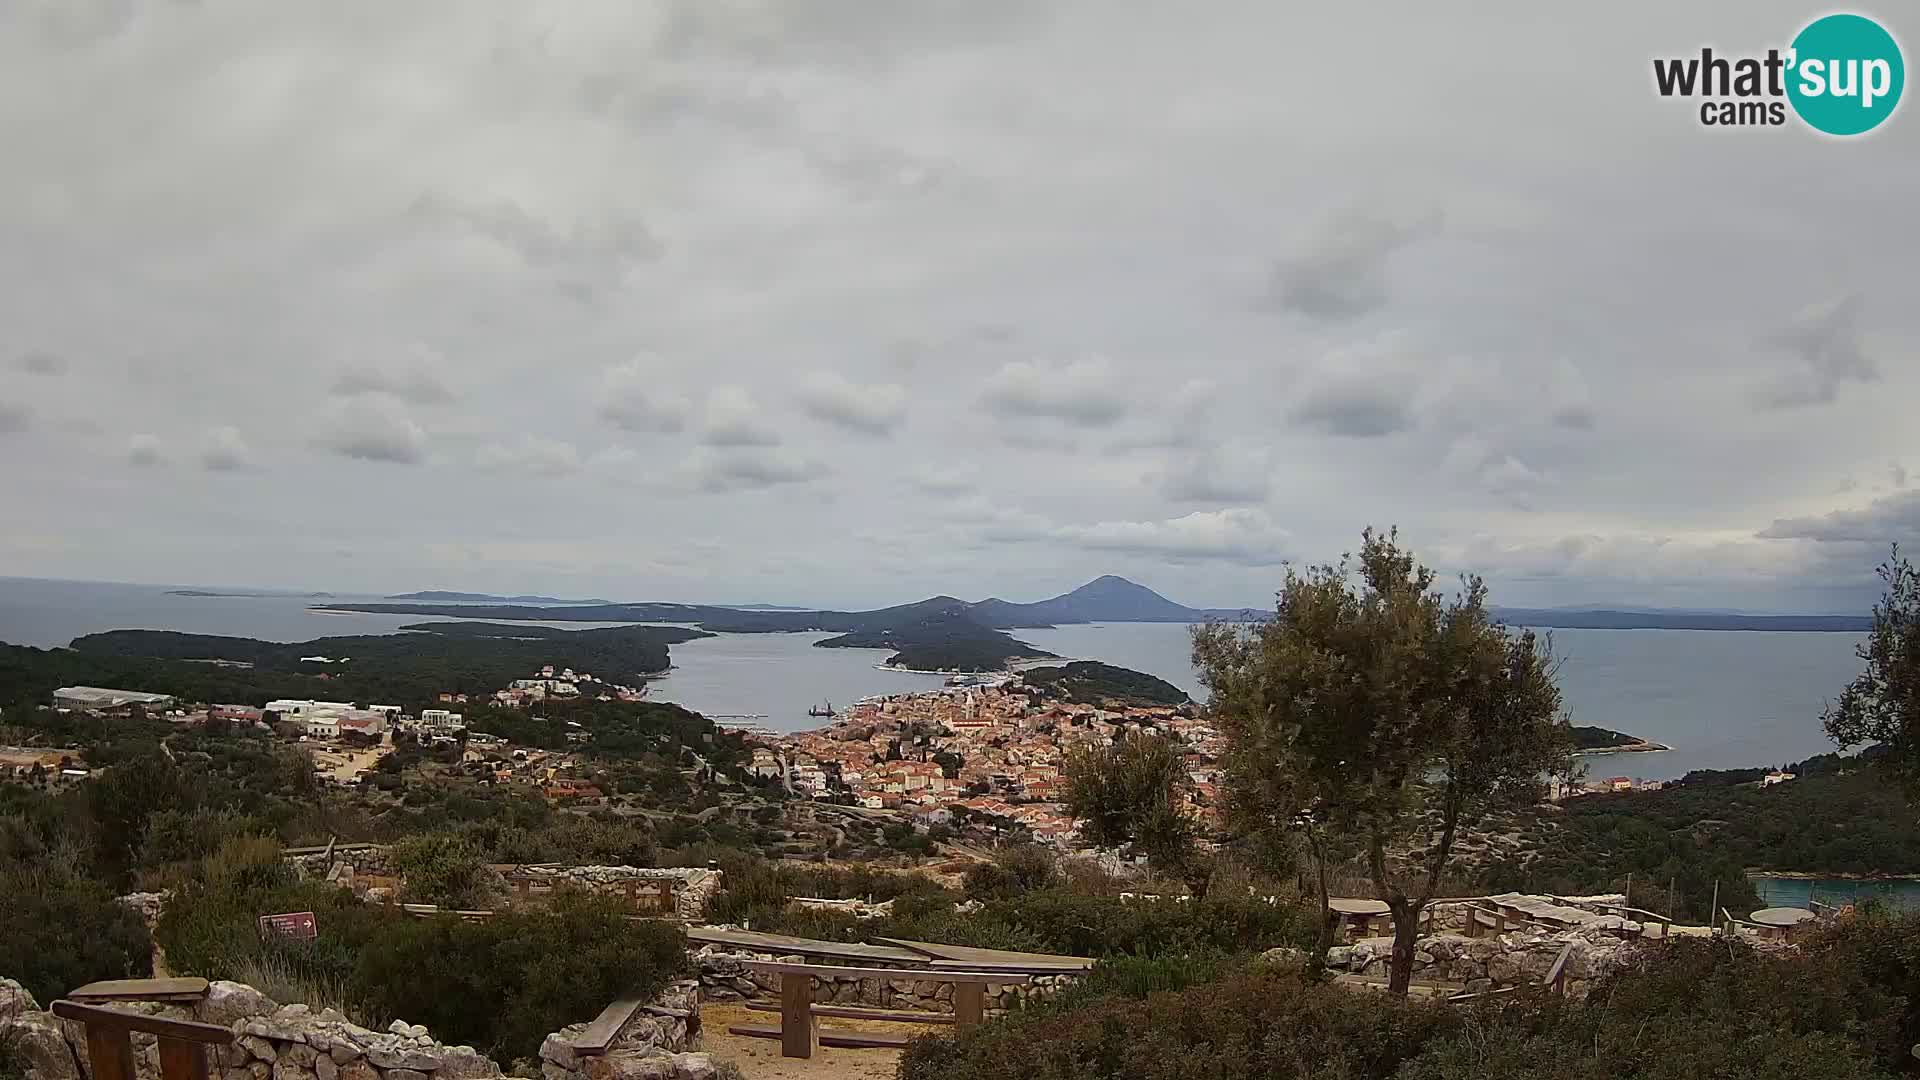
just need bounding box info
[0,0,1914,612]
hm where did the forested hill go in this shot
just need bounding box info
[814,606,1056,672]
[0,623,704,712]
[1021,661,1191,707]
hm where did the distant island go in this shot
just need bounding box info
[1022,660,1190,707]
[312,574,1872,672]
[385,590,613,604]
[1570,725,1670,754]
[167,588,336,595]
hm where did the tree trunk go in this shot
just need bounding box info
[1306,829,1335,976]
[1387,897,1423,995]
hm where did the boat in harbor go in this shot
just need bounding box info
[807,700,834,717]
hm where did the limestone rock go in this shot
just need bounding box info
[314,1056,337,1080]
[239,1036,279,1063]
[386,1069,430,1080]
[0,977,39,1020]
[327,1043,363,1066]
[5,1011,82,1080]
[336,1062,378,1080]
[669,1053,715,1080]
[584,1050,674,1080]
[436,1045,502,1079]
[540,1033,582,1070]
[367,1047,440,1071]
[270,1060,315,1080]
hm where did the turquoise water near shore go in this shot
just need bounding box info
[1750,875,1920,911]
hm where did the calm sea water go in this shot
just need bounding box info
[0,578,1869,778]
[1752,876,1920,911]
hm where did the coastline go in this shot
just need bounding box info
[1574,741,1672,757]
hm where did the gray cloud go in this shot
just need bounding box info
[1268,207,1439,322]
[201,427,253,472]
[126,434,163,466]
[698,385,780,447]
[684,446,824,493]
[911,465,978,496]
[315,396,427,464]
[475,436,582,476]
[980,358,1127,427]
[1750,295,1875,409]
[598,360,692,434]
[1162,444,1273,504]
[0,402,29,434]
[1053,509,1291,565]
[797,371,907,435]
[1758,489,1920,544]
[1290,379,1415,437]
[332,348,456,405]
[15,350,67,375]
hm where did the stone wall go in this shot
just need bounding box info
[282,848,722,923]
[285,844,395,880]
[536,983,712,1080]
[693,947,1075,1015]
[1,978,716,1080]
[0,979,498,1080]
[508,867,722,924]
[1321,928,1634,998]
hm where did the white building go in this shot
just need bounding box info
[414,708,465,735]
[53,686,175,711]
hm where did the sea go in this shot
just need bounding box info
[0,577,1869,777]
[4,575,1902,904]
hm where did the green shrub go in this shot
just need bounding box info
[349,892,687,1061]
[389,832,492,908]
[963,846,1059,901]
[0,862,152,1006]
[900,968,1459,1080]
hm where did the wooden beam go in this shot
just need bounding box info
[780,969,815,1059]
[158,1035,210,1080]
[570,998,644,1056]
[68,979,210,1002]
[953,982,985,1029]
[741,961,1030,985]
[727,1025,914,1051]
[51,1002,233,1045]
[744,1002,955,1025]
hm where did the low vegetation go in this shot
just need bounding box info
[903,915,1920,1080]
[154,837,686,1062]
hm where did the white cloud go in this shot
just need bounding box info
[683,446,824,493]
[598,358,693,434]
[332,345,457,405]
[699,385,780,447]
[1053,508,1291,565]
[980,357,1127,428]
[127,434,164,466]
[911,465,978,496]
[315,395,428,464]
[797,371,907,435]
[201,427,253,472]
[476,436,583,476]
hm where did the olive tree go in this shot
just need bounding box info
[1062,731,1210,896]
[1824,546,1920,792]
[1193,529,1572,995]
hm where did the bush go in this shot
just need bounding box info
[389,832,493,908]
[900,968,1459,1080]
[349,893,687,1061]
[963,846,1059,901]
[0,862,153,1006]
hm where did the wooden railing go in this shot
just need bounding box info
[725,961,1031,1060]
[50,1001,232,1080]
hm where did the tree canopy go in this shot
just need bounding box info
[1825,546,1920,794]
[1193,528,1572,994]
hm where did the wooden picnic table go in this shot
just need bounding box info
[727,961,1030,1059]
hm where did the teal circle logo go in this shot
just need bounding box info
[1787,14,1904,135]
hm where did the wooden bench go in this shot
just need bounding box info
[51,1000,232,1080]
[725,962,1031,1059]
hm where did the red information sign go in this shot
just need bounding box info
[258,911,318,940]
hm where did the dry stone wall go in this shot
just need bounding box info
[536,983,708,1080]
[693,946,1075,1015]
[1316,928,1635,997]
[280,848,721,923]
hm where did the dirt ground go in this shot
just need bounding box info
[698,1002,948,1080]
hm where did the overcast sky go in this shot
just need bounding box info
[2,1,1915,613]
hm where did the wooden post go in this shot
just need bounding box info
[954,981,986,1029]
[85,1023,137,1080]
[1624,872,1633,911]
[158,1038,209,1080]
[780,974,815,1059]
[1710,880,1720,935]
[1667,878,1676,928]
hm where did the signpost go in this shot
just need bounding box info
[257,912,317,940]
